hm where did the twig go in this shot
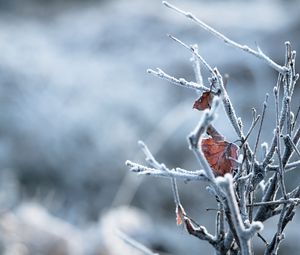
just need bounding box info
[217,203,225,241]
[250,94,269,190]
[254,94,269,158]
[243,112,260,145]
[126,160,208,182]
[278,97,300,169]
[254,175,278,222]
[274,86,287,199]
[267,203,287,254]
[184,216,218,246]
[147,68,211,92]
[215,68,244,139]
[217,174,263,255]
[258,232,269,246]
[283,135,300,159]
[247,198,300,207]
[127,4,299,254]
[138,141,182,208]
[238,172,252,222]
[286,160,300,171]
[245,109,263,222]
[190,44,204,86]
[162,1,288,74]
[169,35,244,140]
[168,34,216,78]
[188,97,220,182]
[292,105,300,131]
[265,187,300,254]
[116,230,159,255]
[262,78,287,168]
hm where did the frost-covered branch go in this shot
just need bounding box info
[168,34,216,78]
[217,174,263,255]
[116,230,159,255]
[147,68,211,92]
[268,160,300,172]
[184,216,218,247]
[188,97,220,182]
[162,1,288,74]
[126,160,208,182]
[190,44,204,87]
[249,198,300,207]
[215,68,244,139]
[126,3,299,254]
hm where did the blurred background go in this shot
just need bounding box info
[0,0,299,254]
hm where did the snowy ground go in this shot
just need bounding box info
[0,0,299,254]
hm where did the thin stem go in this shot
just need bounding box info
[188,98,220,182]
[162,1,288,74]
[262,75,287,168]
[249,94,269,198]
[168,34,216,78]
[247,199,300,207]
[126,160,209,182]
[190,44,204,86]
[171,177,180,206]
[147,68,211,92]
[254,94,269,158]
[274,86,287,199]
[292,105,300,131]
[217,174,263,255]
[283,135,300,159]
[116,230,159,255]
[184,216,218,247]
[215,68,244,139]
[257,233,269,246]
[243,113,260,144]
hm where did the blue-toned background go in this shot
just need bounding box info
[0,0,299,254]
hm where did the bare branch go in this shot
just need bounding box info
[265,187,300,254]
[247,198,300,207]
[127,4,299,254]
[147,68,210,92]
[190,44,204,86]
[250,94,269,190]
[215,68,244,139]
[138,141,182,207]
[254,94,269,158]
[116,230,159,255]
[162,1,288,74]
[263,77,288,168]
[126,160,208,182]
[168,34,216,78]
[292,105,300,131]
[188,97,220,182]
[243,112,260,144]
[217,174,263,255]
[283,135,300,159]
[184,216,218,246]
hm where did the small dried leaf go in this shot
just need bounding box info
[193,92,214,111]
[201,137,239,176]
[176,204,186,225]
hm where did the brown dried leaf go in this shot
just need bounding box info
[201,137,239,176]
[193,91,214,111]
[176,204,186,226]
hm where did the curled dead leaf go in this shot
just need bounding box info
[176,204,186,225]
[193,91,214,111]
[201,137,239,176]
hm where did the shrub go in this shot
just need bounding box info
[126,2,300,254]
